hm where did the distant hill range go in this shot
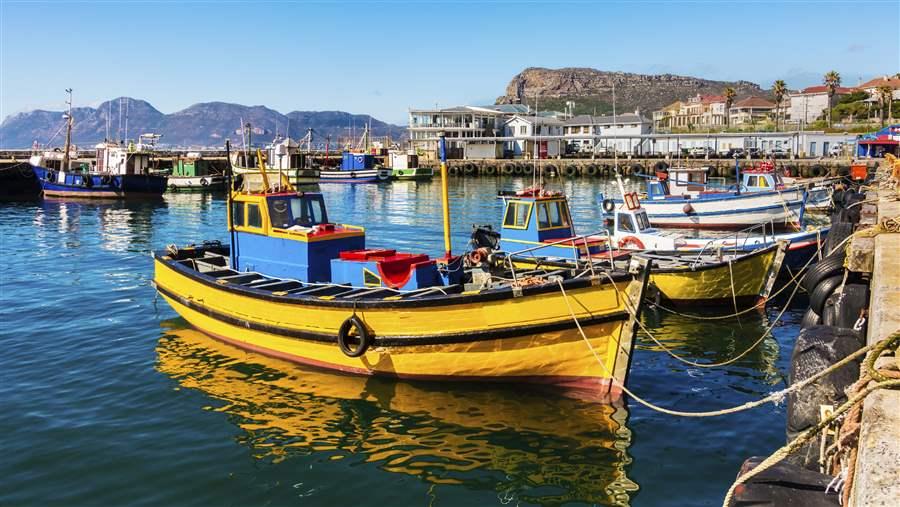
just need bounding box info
[0,98,405,149]
[496,67,770,115]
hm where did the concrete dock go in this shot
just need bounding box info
[850,159,900,506]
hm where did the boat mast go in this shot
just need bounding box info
[612,81,627,199]
[62,88,73,172]
[438,132,452,257]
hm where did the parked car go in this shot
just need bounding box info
[688,146,714,157]
[724,147,746,158]
[768,147,790,159]
[747,147,762,158]
[829,143,844,157]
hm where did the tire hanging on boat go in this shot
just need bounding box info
[337,315,372,358]
[602,199,616,213]
[200,178,209,186]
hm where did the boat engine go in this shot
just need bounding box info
[466,225,501,269]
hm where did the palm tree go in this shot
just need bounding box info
[877,85,893,126]
[823,71,841,127]
[724,87,736,128]
[772,80,787,131]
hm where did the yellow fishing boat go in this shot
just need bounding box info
[153,139,650,399]
[476,189,785,309]
[155,322,635,503]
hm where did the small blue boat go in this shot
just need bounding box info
[319,152,390,183]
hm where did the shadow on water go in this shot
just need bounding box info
[155,319,638,506]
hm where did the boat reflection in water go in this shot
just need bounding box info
[156,320,638,505]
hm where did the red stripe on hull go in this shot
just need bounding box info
[191,325,622,403]
[43,190,163,199]
[652,222,800,231]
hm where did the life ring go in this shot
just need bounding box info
[618,236,645,250]
[200,178,209,186]
[602,199,616,213]
[337,315,372,358]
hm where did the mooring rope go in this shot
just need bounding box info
[555,278,889,418]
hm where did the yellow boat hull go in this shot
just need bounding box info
[154,254,647,398]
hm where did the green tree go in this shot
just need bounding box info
[823,70,841,127]
[724,87,736,127]
[772,80,787,131]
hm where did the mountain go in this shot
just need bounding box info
[496,67,769,115]
[0,98,405,148]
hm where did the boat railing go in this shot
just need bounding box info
[501,229,613,284]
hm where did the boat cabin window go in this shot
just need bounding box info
[757,176,771,188]
[247,203,263,228]
[267,195,329,229]
[536,200,570,230]
[618,214,636,233]
[231,201,245,227]
[503,201,532,229]
[635,211,651,231]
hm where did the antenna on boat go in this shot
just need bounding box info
[438,132,452,258]
[124,97,129,145]
[105,99,110,142]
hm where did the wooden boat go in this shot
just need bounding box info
[156,322,635,501]
[387,151,433,180]
[166,154,224,192]
[607,194,829,272]
[153,137,649,399]
[30,92,166,199]
[602,166,807,229]
[231,137,319,186]
[473,188,785,308]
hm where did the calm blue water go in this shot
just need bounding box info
[1,177,804,506]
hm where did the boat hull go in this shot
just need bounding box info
[153,250,645,397]
[32,165,166,199]
[166,175,225,192]
[624,189,806,229]
[320,168,391,183]
[391,167,434,180]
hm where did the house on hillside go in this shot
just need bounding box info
[652,94,727,130]
[857,75,900,101]
[787,85,854,125]
[729,97,776,125]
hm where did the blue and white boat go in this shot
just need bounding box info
[319,152,391,183]
[29,92,166,199]
[602,166,807,230]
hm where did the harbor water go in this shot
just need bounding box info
[1,177,805,506]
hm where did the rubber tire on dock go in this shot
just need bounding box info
[502,163,516,175]
[821,284,869,330]
[801,254,845,292]
[654,161,669,173]
[513,164,524,176]
[823,222,853,256]
[545,164,558,175]
[726,456,841,506]
[483,165,497,176]
[448,166,460,176]
[810,164,825,177]
[585,164,599,177]
[631,163,644,176]
[838,165,850,177]
[800,308,821,329]
[800,166,811,178]
[786,325,864,470]
[523,164,535,176]
[601,164,612,177]
[563,165,578,177]
[463,163,478,176]
[809,275,844,315]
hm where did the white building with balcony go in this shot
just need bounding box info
[503,115,564,158]
[562,111,652,154]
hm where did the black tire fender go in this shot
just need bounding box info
[799,308,821,329]
[602,199,616,213]
[337,315,372,358]
[809,275,843,315]
[200,178,209,186]
[801,255,844,293]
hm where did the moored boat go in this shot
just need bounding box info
[231,136,320,186]
[153,137,650,399]
[604,165,807,229]
[387,151,433,180]
[319,151,391,183]
[166,153,224,192]
[29,91,167,199]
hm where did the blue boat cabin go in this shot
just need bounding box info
[498,194,607,260]
[229,190,454,289]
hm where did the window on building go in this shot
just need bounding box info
[503,201,532,228]
[247,203,262,228]
[810,142,817,156]
[232,201,244,227]
[519,125,527,135]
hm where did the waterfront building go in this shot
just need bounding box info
[652,94,727,131]
[563,111,653,154]
[729,97,776,126]
[407,104,531,156]
[503,115,564,158]
[787,85,854,125]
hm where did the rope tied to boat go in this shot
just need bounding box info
[556,277,894,418]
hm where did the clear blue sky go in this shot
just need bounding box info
[2,1,898,125]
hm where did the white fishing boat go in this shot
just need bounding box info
[602,166,807,230]
[231,136,319,185]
